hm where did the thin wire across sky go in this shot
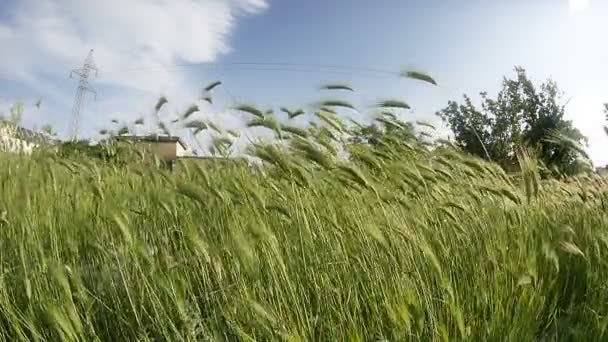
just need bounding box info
[97,62,400,77]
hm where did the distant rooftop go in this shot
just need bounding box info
[114,135,188,150]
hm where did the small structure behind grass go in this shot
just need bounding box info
[114,135,189,164]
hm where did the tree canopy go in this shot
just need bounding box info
[437,67,589,176]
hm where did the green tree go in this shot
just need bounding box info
[57,140,111,160]
[349,123,384,145]
[437,67,588,176]
[348,114,417,147]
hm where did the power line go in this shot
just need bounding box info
[1,62,402,80]
[207,63,240,106]
[98,61,400,77]
[95,65,398,83]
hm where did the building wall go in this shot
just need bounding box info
[135,141,178,161]
[176,143,187,157]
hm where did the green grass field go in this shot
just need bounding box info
[0,135,607,340]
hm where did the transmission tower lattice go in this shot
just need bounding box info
[69,49,98,141]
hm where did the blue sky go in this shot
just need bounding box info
[0,0,607,164]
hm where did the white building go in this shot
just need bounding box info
[114,135,190,161]
[0,122,46,154]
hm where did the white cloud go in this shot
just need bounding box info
[567,95,608,167]
[569,0,590,12]
[0,0,267,142]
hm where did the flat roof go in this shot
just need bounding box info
[114,135,188,150]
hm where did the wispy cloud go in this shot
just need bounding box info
[0,0,268,139]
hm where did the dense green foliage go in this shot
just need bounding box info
[55,141,113,160]
[437,67,589,176]
[1,126,608,340]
